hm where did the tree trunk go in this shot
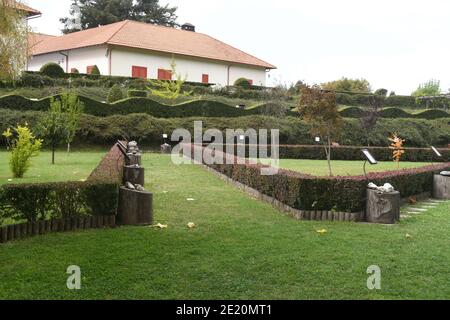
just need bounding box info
[67,142,71,155]
[324,137,333,177]
[52,144,55,165]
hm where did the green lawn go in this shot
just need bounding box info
[274,159,430,176]
[1,153,450,299]
[0,151,105,185]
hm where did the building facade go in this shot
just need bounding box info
[28,20,276,87]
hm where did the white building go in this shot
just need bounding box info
[28,20,276,86]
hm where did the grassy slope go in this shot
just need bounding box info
[0,151,104,185]
[276,159,429,176]
[1,153,450,299]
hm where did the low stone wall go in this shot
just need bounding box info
[0,215,115,244]
[202,165,364,222]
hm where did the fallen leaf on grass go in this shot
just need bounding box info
[405,233,412,239]
[186,198,195,201]
[154,223,168,229]
[316,229,328,235]
[187,222,196,229]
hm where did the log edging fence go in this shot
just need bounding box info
[0,215,116,244]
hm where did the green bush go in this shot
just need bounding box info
[4,125,42,178]
[414,109,450,120]
[277,145,450,162]
[379,108,412,118]
[1,109,449,148]
[90,65,101,76]
[0,181,118,222]
[107,85,124,103]
[385,95,416,108]
[375,88,388,96]
[40,63,65,78]
[339,107,366,118]
[127,89,148,98]
[71,68,79,74]
[234,78,252,89]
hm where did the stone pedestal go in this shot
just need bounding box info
[117,187,153,226]
[433,174,450,199]
[123,165,145,186]
[125,153,142,166]
[366,189,401,224]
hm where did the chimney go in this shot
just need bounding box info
[181,23,195,32]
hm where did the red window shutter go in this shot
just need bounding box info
[202,74,209,84]
[132,66,147,79]
[86,66,94,74]
[158,69,172,80]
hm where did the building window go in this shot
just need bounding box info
[157,69,172,80]
[202,74,209,84]
[86,65,95,74]
[132,66,148,79]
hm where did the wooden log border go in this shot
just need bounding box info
[0,215,116,244]
[200,164,364,222]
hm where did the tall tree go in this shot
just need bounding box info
[298,85,343,177]
[0,0,29,80]
[60,0,178,34]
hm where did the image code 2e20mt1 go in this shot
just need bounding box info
[220,304,271,315]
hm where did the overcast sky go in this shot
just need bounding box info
[26,0,450,94]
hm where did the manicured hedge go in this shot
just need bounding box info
[0,144,123,227]
[197,145,450,213]
[0,94,274,118]
[1,109,449,148]
[277,145,450,162]
[1,94,448,119]
[0,181,118,223]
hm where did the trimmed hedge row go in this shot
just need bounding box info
[337,92,450,110]
[0,94,274,117]
[199,146,450,212]
[1,94,449,119]
[1,109,449,148]
[277,145,450,162]
[340,106,450,120]
[0,144,123,233]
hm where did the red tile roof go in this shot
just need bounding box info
[6,0,41,17]
[31,20,276,69]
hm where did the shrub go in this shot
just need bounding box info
[0,181,118,222]
[127,89,148,98]
[375,88,388,97]
[90,65,101,76]
[379,108,412,118]
[40,63,65,78]
[107,85,124,103]
[197,145,450,213]
[234,78,252,89]
[71,68,79,74]
[5,124,42,178]
[384,95,416,108]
